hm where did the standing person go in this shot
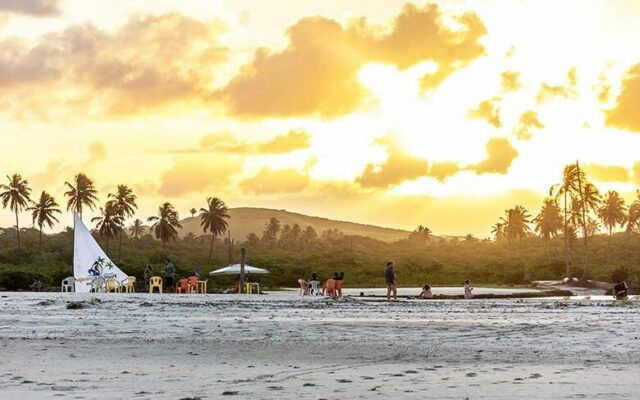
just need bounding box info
[384,261,397,300]
[164,258,176,293]
[194,262,202,279]
[464,279,474,299]
[143,264,153,291]
[335,272,345,299]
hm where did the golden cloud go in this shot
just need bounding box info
[467,98,502,128]
[356,138,429,189]
[501,71,521,92]
[0,12,227,119]
[469,137,518,174]
[218,3,486,118]
[582,163,630,183]
[88,141,107,162]
[159,155,242,197]
[195,130,311,155]
[514,110,544,140]
[606,64,640,132]
[429,161,462,182]
[536,68,578,103]
[240,167,310,195]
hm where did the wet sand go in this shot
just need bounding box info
[1,292,639,399]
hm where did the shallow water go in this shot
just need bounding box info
[0,292,639,399]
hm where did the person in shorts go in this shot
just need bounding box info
[384,261,397,300]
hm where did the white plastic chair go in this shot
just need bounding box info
[91,276,105,293]
[309,280,321,295]
[61,277,75,292]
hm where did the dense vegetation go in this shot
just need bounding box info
[1,162,639,291]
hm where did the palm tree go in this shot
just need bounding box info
[409,225,432,243]
[597,190,626,265]
[147,202,181,251]
[91,201,123,255]
[64,173,98,219]
[550,164,581,278]
[190,208,197,218]
[28,191,61,252]
[574,162,601,282]
[129,218,144,239]
[199,197,230,263]
[627,191,640,234]
[499,205,532,242]
[490,222,506,241]
[533,198,563,258]
[108,185,137,259]
[0,174,32,264]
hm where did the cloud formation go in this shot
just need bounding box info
[536,67,578,103]
[218,3,486,118]
[159,155,242,197]
[240,167,310,195]
[514,110,544,140]
[195,130,311,155]
[467,98,502,128]
[469,137,518,174]
[582,163,630,183]
[606,64,640,132]
[0,12,227,119]
[0,0,59,16]
[501,71,521,92]
[356,138,429,188]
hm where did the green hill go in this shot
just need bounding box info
[178,207,411,243]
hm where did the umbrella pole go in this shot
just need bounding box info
[239,247,246,294]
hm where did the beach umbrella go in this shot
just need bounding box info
[209,264,269,276]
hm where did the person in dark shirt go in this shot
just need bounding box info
[613,280,628,300]
[384,261,397,300]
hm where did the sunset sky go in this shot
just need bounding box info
[1,0,640,237]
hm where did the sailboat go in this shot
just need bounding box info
[73,213,128,293]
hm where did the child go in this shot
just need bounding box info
[419,284,433,299]
[464,279,473,299]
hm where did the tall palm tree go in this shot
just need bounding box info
[574,162,601,282]
[533,198,563,258]
[190,208,197,218]
[0,174,32,264]
[550,164,581,278]
[129,218,144,239]
[199,197,230,263]
[147,202,181,251]
[108,185,137,259]
[28,191,61,252]
[597,190,626,265]
[91,201,123,255]
[499,205,532,242]
[64,173,98,219]
[490,222,505,241]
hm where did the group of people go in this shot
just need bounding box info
[384,261,473,300]
[298,272,345,298]
[143,258,202,292]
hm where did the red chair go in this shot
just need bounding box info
[176,278,189,294]
[187,276,199,294]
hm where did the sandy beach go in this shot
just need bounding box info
[1,291,639,399]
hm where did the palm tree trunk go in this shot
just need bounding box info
[106,237,109,256]
[576,162,589,283]
[564,190,569,278]
[607,227,612,265]
[118,227,123,260]
[15,210,21,265]
[208,234,214,263]
[39,228,43,253]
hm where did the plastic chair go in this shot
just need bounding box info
[187,276,199,294]
[175,278,189,294]
[91,276,105,293]
[105,276,119,293]
[197,279,208,294]
[61,277,75,292]
[308,280,321,295]
[149,276,163,293]
[122,276,136,293]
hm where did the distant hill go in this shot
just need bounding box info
[178,207,410,243]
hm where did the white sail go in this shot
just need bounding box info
[73,213,128,293]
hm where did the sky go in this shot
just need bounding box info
[1,0,640,237]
